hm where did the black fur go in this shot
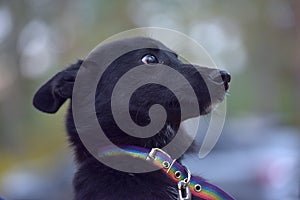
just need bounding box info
[33,37,230,200]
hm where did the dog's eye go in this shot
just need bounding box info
[142,54,158,64]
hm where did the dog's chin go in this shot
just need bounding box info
[202,97,225,115]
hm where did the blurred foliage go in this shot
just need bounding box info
[0,0,299,175]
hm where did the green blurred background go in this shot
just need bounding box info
[0,0,299,199]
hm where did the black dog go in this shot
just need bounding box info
[33,37,231,200]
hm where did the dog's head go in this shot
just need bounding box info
[33,37,230,149]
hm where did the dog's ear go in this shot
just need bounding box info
[33,60,83,113]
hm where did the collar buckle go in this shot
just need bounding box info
[146,148,171,160]
[146,148,176,173]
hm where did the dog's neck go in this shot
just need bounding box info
[66,105,184,163]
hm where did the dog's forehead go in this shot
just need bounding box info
[106,37,173,53]
[84,37,173,63]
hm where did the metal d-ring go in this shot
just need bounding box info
[182,166,191,187]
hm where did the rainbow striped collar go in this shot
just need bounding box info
[98,145,235,200]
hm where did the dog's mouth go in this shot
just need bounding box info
[167,67,231,120]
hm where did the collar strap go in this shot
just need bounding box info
[98,145,235,200]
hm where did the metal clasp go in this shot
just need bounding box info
[178,180,191,200]
[178,166,191,200]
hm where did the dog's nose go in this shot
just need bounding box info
[209,70,231,90]
[220,70,231,83]
[220,70,231,90]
